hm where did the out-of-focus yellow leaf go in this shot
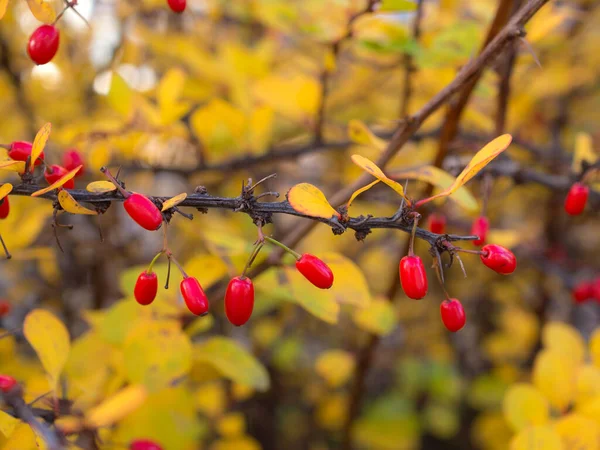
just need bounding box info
[211,436,261,450]
[86,181,117,193]
[348,120,387,151]
[1,423,38,450]
[184,254,229,290]
[573,132,597,174]
[157,68,186,110]
[107,73,134,119]
[30,122,51,171]
[161,193,187,211]
[532,350,575,411]
[25,0,55,23]
[0,411,19,438]
[391,165,478,211]
[0,0,9,21]
[247,106,273,154]
[347,180,379,209]
[0,183,12,201]
[23,309,70,393]
[253,74,320,118]
[554,413,599,450]
[0,160,26,172]
[541,322,585,365]
[190,99,246,155]
[322,252,371,307]
[351,154,409,202]
[590,329,600,369]
[123,321,193,392]
[287,183,341,220]
[416,134,512,207]
[380,0,418,12]
[575,365,600,406]
[510,426,564,450]
[58,190,98,215]
[283,267,340,324]
[84,384,148,429]
[31,166,81,197]
[194,337,270,391]
[217,412,246,437]
[352,297,397,336]
[315,350,355,388]
[502,384,549,432]
[54,416,83,435]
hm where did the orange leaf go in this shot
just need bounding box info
[30,122,51,172]
[287,183,340,220]
[31,166,81,197]
[351,154,409,204]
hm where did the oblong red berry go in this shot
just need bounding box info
[27,25,60,65]
[594,278,600,302]
[63,150,85,177]
[480,244,517,275]
[295,254,334,289]
[180,277,209,315]
[440,299,466,332]
[428,213,447,234]
[130,439,163,450]
[134,272,158,306]
[0,197,9,220]
[45,165,75,189]
[8,141,44,166]
[471,216,489,246]
[123,193,163,231]
[225,276,254,326]
[564,183,589,216]
[0,375,18,393]
[0,300,10,317]
[167,0,186,13]
[399,255,428,299]
[572,282,594,304]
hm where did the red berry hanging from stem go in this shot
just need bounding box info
[27,25,60,65]
[167,0,186,13]
[564,182,589,216]
[0,197,9,220]
[399,213,428,300]
[440,298,466,332]
[479,244,517,275]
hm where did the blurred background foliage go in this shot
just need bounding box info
[0,0,599,449]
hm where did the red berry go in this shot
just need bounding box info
[564,183,589,216]
[0,301,10,317]
[134,272,158,306]
[130,439,163,450]
[0,375,18,393]
[8,141,44,166]
[440,299,466,332]
[27,25,60,65]
[471,216,489,246]
[399,255,428,299]
[225,276,254,326]
[123,193,163,231]
[295,254,334,289]
[428,213,447,234]
[63,150,85,177]
[180,277,209,315]
[593,278,600,302]
[45,165,75,189]
[167,0,186,13]
[572,282,594,304]
[480,244,517,275]
[0,197,9,220]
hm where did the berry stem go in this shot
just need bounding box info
[165,258,171,289]
[147,251,164,274]
[167,251,188,278]
[0,234,11,260]
[100,167,130,198]
[247,173,277,193]
[242,242,264,278]
[408,214,421,256]
[263,236,301,259]
[53,6,68,25]
[454,248,485,256]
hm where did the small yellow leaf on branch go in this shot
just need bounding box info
[288,183,341,220]
[0,184,12,201]
[58,190,98,215]
[31,166,82,197]
[351,154,409,203]
[86,181,117,193]
[161,193,187,211]
[30,123,51,172]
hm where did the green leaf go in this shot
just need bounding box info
[194,337,270,391]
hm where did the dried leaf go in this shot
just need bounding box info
[58,190,98,215]
[287,183,340,220]
[31,166,82,197]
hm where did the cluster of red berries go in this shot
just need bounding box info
[401,213,517,332]
[564,182,589,216]
[572,277,600,304]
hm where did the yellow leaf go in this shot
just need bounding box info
[416,134,512,207]
[283,267,340,324]
[348,120,387,151]
[352,297,397,336]
[287,183,341,220]
[575,365,600,407]
[0,160,26,172]
[217,412,246,438]
[31,166,81,197]
[541,322,585,365]
[195,382,226,418]
[23,309,70,393]
[533,350,575,411]
[347,180,380,209]
[194,337,270,391]
[247,106,274,154]
[590,329,600,369]
[0,183,12,201]
[0,410,19,438]
[321,252,371,308]
[161,193,187,211]
[390,165,478,211]
[58,190,98,215]
[253,74,320,118]
[157,68,186,110]
[107,73,134,119]
[123,321,193,392]
[1,423,38,450]
[86,181,117,193]
[316,393,348,431]
[54,416,84,435]
[573,132,598,174]
[30,122,51,171]
[502,384,549,432]
[315,350,355,388]
[554,413,599,450]
[510,426,564,450]
[84,384,148,429]
[25,0,55,23]
[0,0,9,21]
[211,436,261,450]
[351,154,409,203]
